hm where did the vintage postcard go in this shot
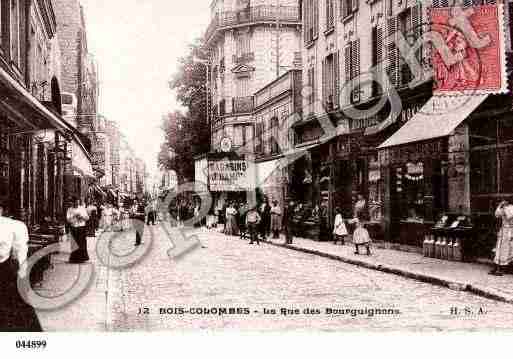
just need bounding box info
[3,0,513,348]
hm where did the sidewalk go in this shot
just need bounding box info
[259,235,513,304]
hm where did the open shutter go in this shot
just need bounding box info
[313,0,319,38]
[352,0,358,12]
[386,17,399,87]
[344,44,351,82]
[322,58,327,105]
[352,39,361,102]
[334,51,340,108]
[340,0,345,18]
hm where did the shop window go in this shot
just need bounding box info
[499,147,513,193]
[499,118,513,144]
[471,150,497,194]
[395,162,425,220]
[470,118,497,147]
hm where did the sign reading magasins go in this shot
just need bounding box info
[208,159,256,192]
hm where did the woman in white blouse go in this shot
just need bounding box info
[66,197,90,263]
[0,200,42,331]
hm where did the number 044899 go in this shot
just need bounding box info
[15,340,47,349]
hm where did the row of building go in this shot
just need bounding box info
[195,0,513,255]
[0,0,146,232]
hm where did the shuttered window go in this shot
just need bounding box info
[255,121,264,154]
[307,66,315,105]
[386,16,399,87]
[372,27,383,96]
[270,117,279,154]
[323,52,341,110]
[345,39,360,103]
[304,0,319,44]
[340,0,358,19]
[326,0,334,31]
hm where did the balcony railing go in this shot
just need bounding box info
[232,52,255,64]
[205,5,301,43]
[232,96,254,114]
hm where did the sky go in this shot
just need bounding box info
[79,0,211,176]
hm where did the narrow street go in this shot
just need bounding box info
[36,224,513,331]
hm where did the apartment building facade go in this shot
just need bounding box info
[206,0,302,151]
[296,0,513,250]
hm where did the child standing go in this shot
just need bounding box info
[333,207,348,245]
[349,216,372,255]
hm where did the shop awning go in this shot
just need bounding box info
[72,141,94,178]
[256,159,282,187]
[0,66,68,132]
[378,94,488,149]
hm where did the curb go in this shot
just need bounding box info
[262,239,513,305]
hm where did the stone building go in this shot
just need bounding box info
[0,0,92,226]
[198,0,303,207]
[206,0,302,150]
[294,0,513,251]
[106,119,121,187]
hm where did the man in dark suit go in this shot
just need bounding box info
[133,193,146,246]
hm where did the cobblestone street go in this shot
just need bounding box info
[37,224,513,332]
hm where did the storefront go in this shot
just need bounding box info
[378,95,490,246]
[195,152,256,213]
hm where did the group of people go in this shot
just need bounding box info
[212,199,286,244]
[207,194,372,254]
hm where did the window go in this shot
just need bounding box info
[304,0,319,44]
[270,117,279,154]
[371,27,383,96]
[10,0,19,66]
[340,0,358,20]
[322,52,340,110]
[344,39,360,103]
[255,120,264,154]
[236,77,250,97]
[398,8,413,86]
[326,0,334,31]
[234,125,244,147]
[386,17,399,87]
[307,66,315,105]
[235,29,251,61]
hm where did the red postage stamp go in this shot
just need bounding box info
[431,5,507,95]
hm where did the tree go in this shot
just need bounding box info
[158,38,211,183]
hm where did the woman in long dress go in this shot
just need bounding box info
[0,201,42,331]
[67,198,90,263]
[333,207,348,245]
[490,200,513,276]
[270,200,282,239]
[224,203,239,236]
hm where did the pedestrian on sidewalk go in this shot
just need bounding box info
[283,201,294,244]
[333,207,348,245]
[224,202,239,236]
[270,200,282,239]
[0,200,42,331]
[101,203,114,232]
[349,216,372,255]
[66,197,90,263]
[246,206,262,245]
[132,193,146,246]
[490,200,513,276]
[85,200,98,237]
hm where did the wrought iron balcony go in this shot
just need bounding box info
[232,96,254,114]
[232,52,255,64]
[205,5,301,44]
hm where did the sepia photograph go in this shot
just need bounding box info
[2,0,513,348]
